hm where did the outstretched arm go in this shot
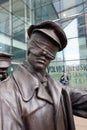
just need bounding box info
[69,87,87,118]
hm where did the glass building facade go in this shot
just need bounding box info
[0,0,87,89]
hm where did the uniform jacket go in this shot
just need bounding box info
[0,63,87,130]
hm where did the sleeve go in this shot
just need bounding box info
[69,87,87,118]
[0,96,24,130]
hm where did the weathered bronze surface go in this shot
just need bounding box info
[0,21,87,130]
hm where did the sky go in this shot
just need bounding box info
[64,18,80,65]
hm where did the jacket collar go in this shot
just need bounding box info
[37,82,53,103]
[13,64,39,101]
[13,64,53,103]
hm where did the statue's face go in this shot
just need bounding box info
[28,47,52,72]
[28,33,58,72]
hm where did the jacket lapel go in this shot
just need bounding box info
[13,65,39,101]
[37,82,53,103]
[13,64,62,106]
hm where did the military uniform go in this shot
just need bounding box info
[0,62,87,130]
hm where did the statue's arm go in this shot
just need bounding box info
[69,87,87,118]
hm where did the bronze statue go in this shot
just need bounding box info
[0,21,87,130]
[0,52,13,81]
